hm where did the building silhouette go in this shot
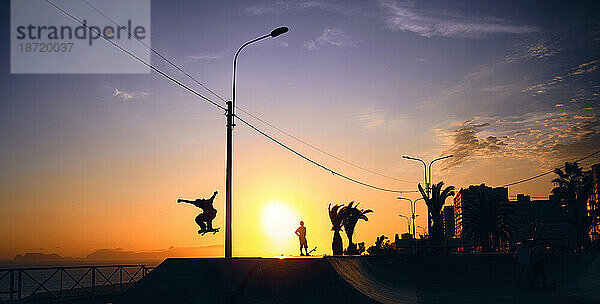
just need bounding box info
[586,164,600,244]
[454,184,508,240]
[510,194,574,248]
[442,205,454,240]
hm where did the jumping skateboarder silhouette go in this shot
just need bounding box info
[177,191,219,235]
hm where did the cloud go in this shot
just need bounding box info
[437,108,600,170]
[504,38,562,63]
[186,54,222,61]
[522,59,600,95]
[481,85,510,92]
[379,0,538,38]
[568,59,600,76]
[304,28,357,51]
[356,109,386,128]
[436,121,508,169]
[243,1,356,16]
[113,88,150,101]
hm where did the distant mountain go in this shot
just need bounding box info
[14,252,64,262]
[9,245,223,264]
[85,245,223,261]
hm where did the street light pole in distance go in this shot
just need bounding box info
[226,27,289,258]
[398,214,411,234]
[402,154,453,240]
[397,197,424,238]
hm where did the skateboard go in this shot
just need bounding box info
[305,247,317,256]
[198,227,220,236]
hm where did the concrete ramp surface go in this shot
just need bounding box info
[120,254,600,304]
[327,257,418,303]
[119,257,385,303]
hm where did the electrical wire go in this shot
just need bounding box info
[235,107,416,184]
[79,0,417,186]
[500,149,600,187]
[47,0,422,193]
[235,114,418,193]
[80,0,228,105]
[45,0,226,111]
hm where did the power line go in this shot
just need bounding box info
[45,0,226,111]
[48,0,418,193]
[500,149,600,187]
[78,0,415,187]
[235,107,416,184]
[235,114,418,194]
[80,0,228,105]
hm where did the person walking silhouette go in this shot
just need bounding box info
[295,221,309,256]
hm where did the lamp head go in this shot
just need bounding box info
[270,27,289,37]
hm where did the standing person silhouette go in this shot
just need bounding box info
[529,241,549,289]
[515,241,531,287]
[295,221,309,256]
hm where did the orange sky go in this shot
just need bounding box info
[0,126,562,260]
[2,0,599,261]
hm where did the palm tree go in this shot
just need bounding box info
[341,202,373,255]
[328,203,346,255]
[418,181,455,245]
[551,162,589,249]
[462,188,514,252]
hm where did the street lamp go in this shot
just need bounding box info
[226,26,289,258]
[397,197,424,238]
[398,214,411,234]
[402,154,452,237]
[428,155,453,191]
[402,155,453,197]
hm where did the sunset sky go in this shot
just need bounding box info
[1,0,599,260]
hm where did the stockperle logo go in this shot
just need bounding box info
[11,0,151,74]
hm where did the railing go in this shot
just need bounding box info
[0,265,154,303]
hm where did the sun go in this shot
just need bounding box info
[262,202,299,240]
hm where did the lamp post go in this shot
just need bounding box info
[226,26,289,258]
[402,155,453,197]
[427,155,453,191]
[402,154,453,238]
[398,214,411,235]
[397,197,424,238]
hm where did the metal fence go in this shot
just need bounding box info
[0,265,154,303]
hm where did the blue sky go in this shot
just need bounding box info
[0,0,599,258]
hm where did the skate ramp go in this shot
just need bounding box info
[327,256,418,304]
[120,254,600,303]
[119,257,390,303]
[554,252,600,301]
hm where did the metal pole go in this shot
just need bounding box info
[411,201,416,238]
[225,100,233,258]
[59,268,63,301]
[17,270,21,301]
[9,270,14,304]
[227,30,286,258]
[428,155,453,192]
[399,215,410,233]
[91,267,96,300]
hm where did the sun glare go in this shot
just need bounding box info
[262,203,299,240]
